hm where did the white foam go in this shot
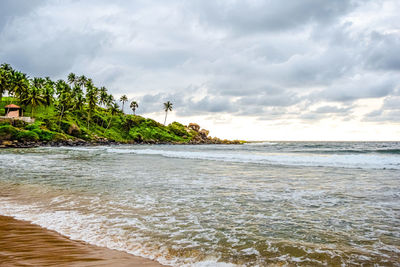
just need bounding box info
[0,199,239,267]
[106,148,400,170]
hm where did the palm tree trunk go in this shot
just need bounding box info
[87,110,90,131]
[164,111,168,125]
[104,115,113,133]
[58,105,64,126]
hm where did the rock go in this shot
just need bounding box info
[199,129,209,138]
[67,124,81,136]
[188,123,200,132]
[2,141,13,146]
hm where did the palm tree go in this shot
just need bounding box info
[22,86,45,118]
[67,73,76,85]
[43,77,55,106]
[0,68,8,99]
[104,101,120,132]
[77,75,87,92]
[10,71,29,102]
[120,94,128,113]
[99,86,108,107]
[55,80,73,123]
[105,94,114,109]
[130,100,138,115]
[163,101,173,125]
[85,79,99,130]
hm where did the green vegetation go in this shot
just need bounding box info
[0,63,205,144]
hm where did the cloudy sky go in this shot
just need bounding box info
[1,0,399,140]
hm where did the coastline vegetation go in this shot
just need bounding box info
[0,63,242,145]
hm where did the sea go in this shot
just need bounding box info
[0,142,399,266]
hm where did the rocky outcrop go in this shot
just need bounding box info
[186,123,242,144]
[0,138,117,148]
[188,123,200,132]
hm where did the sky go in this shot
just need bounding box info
[1,0,399,141]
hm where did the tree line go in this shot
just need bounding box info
[0,63,174,126]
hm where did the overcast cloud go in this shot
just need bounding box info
[1,0,399,126]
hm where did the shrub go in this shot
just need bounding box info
[16,130,39,141]
[43,118,60,132]
[31,128,55,141]
[168,122,188,137]
[0,124,18,140]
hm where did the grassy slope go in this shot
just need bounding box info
[0,98,199,143]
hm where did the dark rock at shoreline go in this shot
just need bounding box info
[1,122,243,148]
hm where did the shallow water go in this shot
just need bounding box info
[0,142,399,266]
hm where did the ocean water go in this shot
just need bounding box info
[0,142,399,266]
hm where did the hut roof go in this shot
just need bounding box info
[5,104,21,108]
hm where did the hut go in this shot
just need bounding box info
[5,104,22,118]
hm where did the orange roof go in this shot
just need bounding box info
[5,104,21,108]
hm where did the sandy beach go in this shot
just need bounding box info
[0,215,164,267]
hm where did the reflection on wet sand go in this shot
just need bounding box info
[0,215,164,267]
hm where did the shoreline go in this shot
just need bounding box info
[0,215,166,267]
[0,138,244,148]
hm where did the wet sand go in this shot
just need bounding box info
[0,215,165,267]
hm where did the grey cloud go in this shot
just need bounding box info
[138,91,235,116]
[190,0,358,34]
[300,105,353,121]
[0,30,107,77]
[0,0,44,30]
[0,0,399,124]
[314,105,352,114]
[365,31,400,71]
[316,74,397,102]
[364,96,400,122]
[238,92,300,107]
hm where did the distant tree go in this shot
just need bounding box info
[43,77,55,106]
[74,91,85,111]
[77,75,87,92]
[55,80,73,123]
[0,69,7,99]
[105,94,114,110]
[163,101,173,125]
[105,101,120,132]
[0,65,12,99]
[10,71,29,102]
[120,94,128,113]
[67,73,76,85]
[85,79,99,130]
[99,86,108,107]
[22,86,45,118]
[130,100,138,115]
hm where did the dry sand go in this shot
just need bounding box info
[0,215,165,267]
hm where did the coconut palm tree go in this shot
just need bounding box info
[104,101,120,132]
[55,80,73,123]
[105,94,114,109]
[130,100,138,115]
[67,73,76,85]
[120,94,128,113]
[99,86,108,107]
[77,75,87,92]
[22,86,45,118]
[85,79,99,130]
[43,77,55,106]
[74,92,85,111]
[0,68,7,99]
[0,66,11,99]
[163,101,173,125]
[10,71,29,102]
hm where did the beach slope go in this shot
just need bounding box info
[0,215,164,267]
